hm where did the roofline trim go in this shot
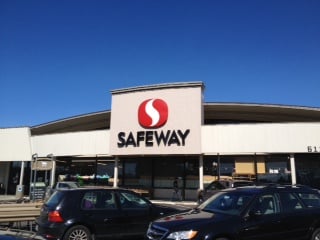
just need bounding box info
[31,110,111,129]
[110,81,204,95]
[204,102,320,111]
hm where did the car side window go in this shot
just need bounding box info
[119,192,149,209]
[82,191,98,209]
[279,192,303,212]
[96,191,117,209]
[298,192,320,208]
[250,194,279,215]
[81,191,117,210]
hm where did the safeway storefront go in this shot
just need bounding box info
[109,82,203,199]
[1,81,320,200]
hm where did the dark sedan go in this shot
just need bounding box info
[36,187,181,240]
[147,185,320,240]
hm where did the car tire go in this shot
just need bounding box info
[63,225,92,240]
[312,228,320,240]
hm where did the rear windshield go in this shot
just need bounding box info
[46,191,65,208]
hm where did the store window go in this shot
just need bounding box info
[153,157,199,189]
[258,155,291,184]
[185,159,199,189]
[203,156,235,187]
[56,158,113,186]
[121,158,152,188]
[295,154,320,188]
[8,161,31,195]
[154,158,183,188]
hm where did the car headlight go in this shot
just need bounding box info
[167,230,198,239]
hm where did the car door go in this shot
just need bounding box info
[117,191,152,236]
[278,192,319,240]
[239,193,283,240]
[80,190,125,238]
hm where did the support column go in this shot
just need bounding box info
[199,155,204,190]
[19,161,25,186]
[16,161,26,198]
[254,153,258,181]
[50,158,56,187]
[217,153,221,180]
[290,154,297,185]
[47,154,55,187]
[113,157,119,188]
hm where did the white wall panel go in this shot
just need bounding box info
[0,128,32,161]
[202,123,320,154]
[31,130,110,157]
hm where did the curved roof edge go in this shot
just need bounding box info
[31,110,111,135]
[30,102,320,135]
[110,81,204,94]
[204,102,320,111]
[204,102,320,123]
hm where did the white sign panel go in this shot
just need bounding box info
[109,83,203,155]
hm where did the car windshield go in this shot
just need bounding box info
[199,190,254,215]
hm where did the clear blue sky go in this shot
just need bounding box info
[1,0,320,128]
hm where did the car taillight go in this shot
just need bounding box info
[48,210,64,223]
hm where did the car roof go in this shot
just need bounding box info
[56,186,135,192]
[221,184,319,194]
[57,181,78,183]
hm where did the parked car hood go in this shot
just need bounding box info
[153,208,235,230]
[152,203,190,216]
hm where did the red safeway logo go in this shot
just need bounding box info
[138,99,168,128]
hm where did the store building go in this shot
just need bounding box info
[1,82,320,200]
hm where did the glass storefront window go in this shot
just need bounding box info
[295,154,320,189]
[257,155,291,184]
[56,158,113,186]
[121,158,152,188]
[153,157,199,189]
[154,158,183,188]
[203,156,235,186]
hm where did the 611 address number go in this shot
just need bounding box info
[308,146,320,152]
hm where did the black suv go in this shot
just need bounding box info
[36,187,181,240]
[147,185,320,240]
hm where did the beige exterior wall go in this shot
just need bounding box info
[202,123,320,154]
[0,127,32,161]
[31,130,110,157]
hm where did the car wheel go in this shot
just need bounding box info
[63,225,92,240]
[312,228,320,240]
